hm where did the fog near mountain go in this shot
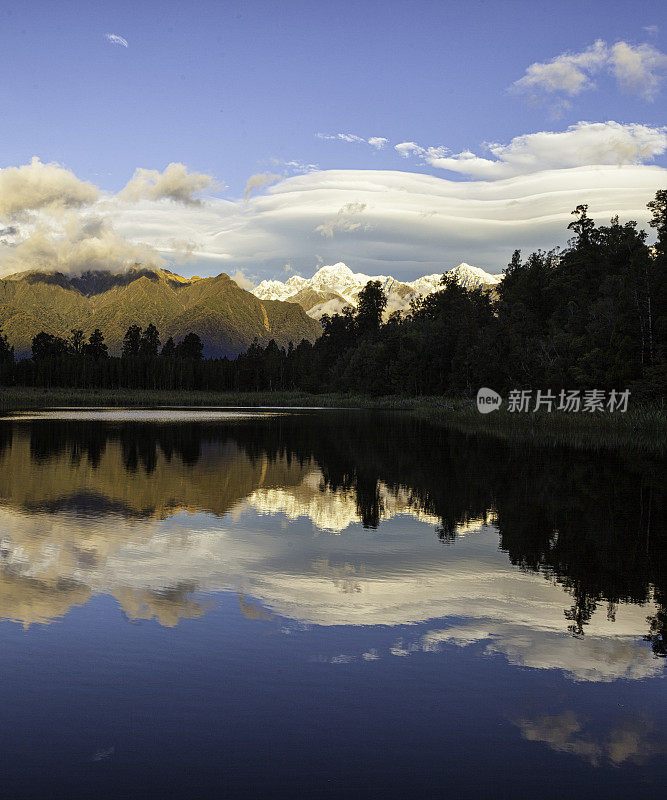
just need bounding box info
[252,262,502,318]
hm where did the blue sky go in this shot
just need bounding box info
[1,0,666,280]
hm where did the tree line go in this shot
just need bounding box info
[0,323,207,390]
[0,192,665,398]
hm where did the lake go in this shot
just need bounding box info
[0,408,664,799]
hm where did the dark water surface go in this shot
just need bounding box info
[0,409,664,799]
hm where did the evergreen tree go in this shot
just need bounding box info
[263,339,283,390]
[176,332,203,360]
[647,189,667,256]
[0,328,14,384]
[69,329,85,355]
[356,280,387,335]
[161,336,176,357]
[646,189,667,394]
[140,323,161,357]
[0,329,14,365]
[85,329,108,360]
[122,325,142,358]
[567,203,597,247]
[31,332,68,360]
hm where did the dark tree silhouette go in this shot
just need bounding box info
[647,189,667,253]
[85,329,108,360]
[31,332,68,360]
[140,323,161,358]
[0,329,13,365]
[161,336,176,357]
[176,332,203,360]
[122,325,142,358]
[69,329,85,355]
[356,280,387,335]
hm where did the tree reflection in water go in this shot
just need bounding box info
[0,410,663,653]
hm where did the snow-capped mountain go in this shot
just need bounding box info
[445,263,502,289]
[252,262,501,319]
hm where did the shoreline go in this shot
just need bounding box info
[0,386,664,455]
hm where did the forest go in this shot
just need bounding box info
[0,193,665,400]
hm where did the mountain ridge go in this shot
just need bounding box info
[252,262,502,318]
[0,267,319,358]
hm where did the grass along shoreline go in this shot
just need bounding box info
[0,386,664,454]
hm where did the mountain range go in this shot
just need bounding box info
[0,261,502,359]
[0,267,320,359]
[253,262,502,318]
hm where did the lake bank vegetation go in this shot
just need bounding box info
[1,387,664,455]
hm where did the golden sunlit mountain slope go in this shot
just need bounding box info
[0,267,320,357]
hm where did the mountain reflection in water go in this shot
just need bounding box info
[0,409,664,798]
[0,411,663,656]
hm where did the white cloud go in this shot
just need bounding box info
[168,238,202,263]
[424,122,667,179]
[317,132,364,144]
[0,157,98,216]
[2,135,665,281]
[230,268,256,290]
[0,158,165,276]
[0,213,164,276]
[337,133,365,144]
[0,226,17,244]
[512,39,667,102]
[280,160,320,174]
[308,297,350,319]
[609,41,667,100]
[512,40,608,97]
[315,201,370,238]
[120,162,217,204]
[394,141,425,158]
[104,33,128,48]
[104,160,664,277]
[318,133,390,150]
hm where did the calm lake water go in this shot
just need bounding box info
[0,408,664,799]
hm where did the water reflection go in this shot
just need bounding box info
[0,411,664,676]
[513,711,663,767]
